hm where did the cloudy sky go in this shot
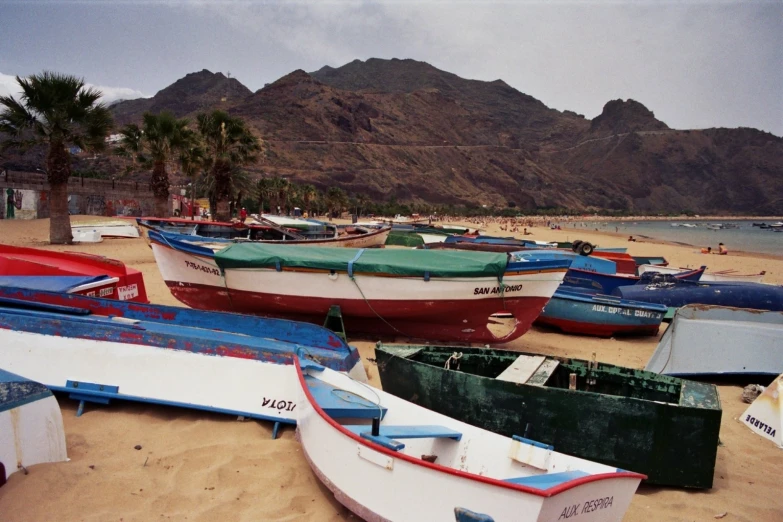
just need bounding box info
[1,1,781,135]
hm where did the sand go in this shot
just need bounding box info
[0,216,781,522]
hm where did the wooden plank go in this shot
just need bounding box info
[527,359,560,387]
[495,355,546,384]
[345,424,462,441]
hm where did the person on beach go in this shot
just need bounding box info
[701,247,712,254]
[240,207,247,223]
[716,242,728,255]
[628,235,636,242]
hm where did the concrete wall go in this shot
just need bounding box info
[1,170,159,220]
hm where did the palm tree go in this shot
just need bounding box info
[0,72,113,243]
[301,184,318,217]
[116,111,191,216]
[196,110,259,221]
[276,177,290,215]
[256,177,275,215]
[325,186,348,218]
[179,138,206,219]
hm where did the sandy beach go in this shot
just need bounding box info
[1,216,781,522]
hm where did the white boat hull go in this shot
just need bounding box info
[71,224,140,239]
[646,305,783,376]
[0,373,67,483]
[0,329,365,424]
[296,365,642,522]
[741,373,782,448]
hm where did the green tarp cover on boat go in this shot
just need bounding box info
[214,243,509,278]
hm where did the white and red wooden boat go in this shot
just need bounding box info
[138,216,391,249]
[1,368,67,486]
[148,230,569,343]
[295,359,644,522]
[0,244,148,303]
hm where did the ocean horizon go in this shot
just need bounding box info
[573,219,783,256]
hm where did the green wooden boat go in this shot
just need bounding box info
[374,343,722,488]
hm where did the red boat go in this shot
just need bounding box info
[0,244,148,303]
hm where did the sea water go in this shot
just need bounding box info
[571,220,783,256]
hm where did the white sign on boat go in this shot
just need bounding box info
[741,373,782,449]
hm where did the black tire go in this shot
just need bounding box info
[571,240,584,253]
[579,242,594,256]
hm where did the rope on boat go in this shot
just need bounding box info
[329,379,385,422]
[444,351,463,370]
[349,275,409,337]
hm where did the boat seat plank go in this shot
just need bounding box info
[345,424,463,441]
[526,359,560,387]
[496,355,546,384]
[503,470,589,490]
[358,432,406,451]
[305,376,387,419]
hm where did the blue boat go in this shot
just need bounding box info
[0,286,366,431]
[614,278,783,312]
[535,289,668,337]
[562,266,705,294]
[511,250,617,274]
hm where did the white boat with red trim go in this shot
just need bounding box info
[148,230,570,343]
[295,358,644,522]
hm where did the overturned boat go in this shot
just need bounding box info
[1,369,67,486]
[0,287,365,429]
[645,305,783,377]
[148,231,570,343]
[374,343,721,488]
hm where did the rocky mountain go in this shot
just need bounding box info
[111,69,252,125]
[8,59,779,214]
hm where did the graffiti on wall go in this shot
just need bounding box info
[106,199,143,217]
[86,194,106,215]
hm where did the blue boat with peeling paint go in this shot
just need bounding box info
[536,289,668,337]
[562,265,705,294]
[0,286,366,431]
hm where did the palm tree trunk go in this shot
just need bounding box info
[47,142,73,244]
[213,161,232,222]
[150,160,170,217]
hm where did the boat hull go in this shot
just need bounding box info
[0,244,148,303]
[375,346,722,488]
[297,363,643,521]
[645,305,783,377]
[0,369,67,485]
[151,241,563,343]
[535,290,666,337]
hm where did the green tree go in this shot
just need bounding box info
[178,139,206,219]
[301,184,318,216]
[0,72,113,243]
[196,110,259,221]
[116,111,192,216]
[325,186,348,218]
[256,177,275,214]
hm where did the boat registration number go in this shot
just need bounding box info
[117,284,139,300]
[591,305,661,319]
[185,260,221,277]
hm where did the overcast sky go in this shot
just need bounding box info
[1,1,781,136]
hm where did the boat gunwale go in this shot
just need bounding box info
[295,358,646,498]
[376,344,715,409]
